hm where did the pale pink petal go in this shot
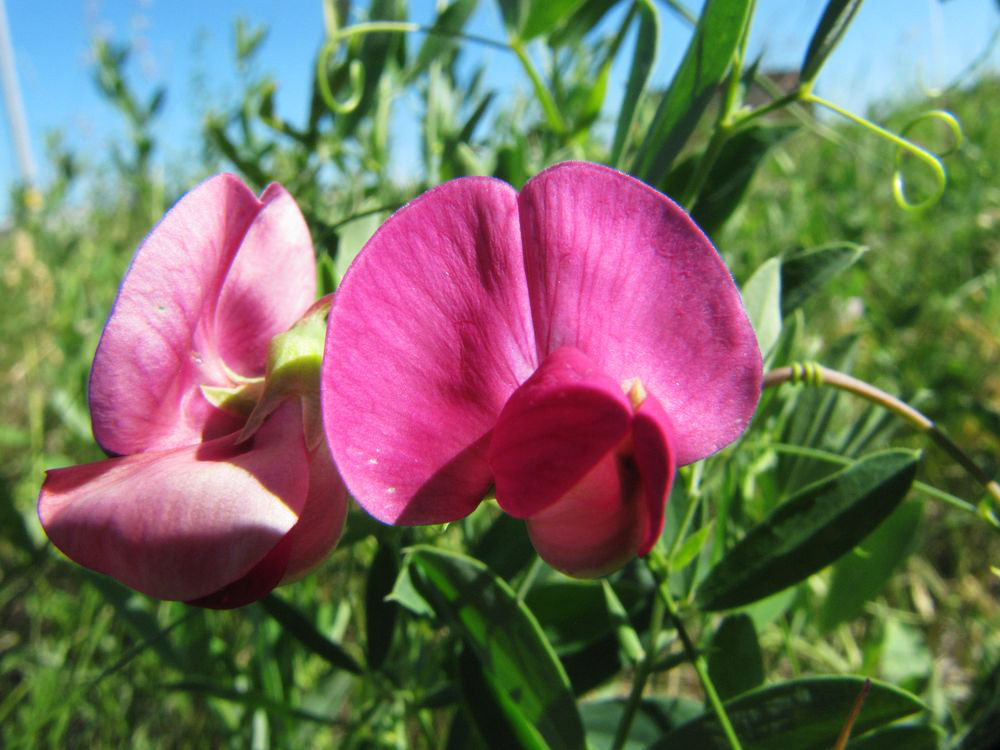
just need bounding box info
[90,174,265,455]
[517,162,762,466]
[525,450,646,578]
[214,183,317,377]
[488,346,631,518]
[38,404,310,602]
[322,178,537,524]
[187,437,349,609]
[630,392,677,555]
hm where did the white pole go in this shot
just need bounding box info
[0,0,36,186]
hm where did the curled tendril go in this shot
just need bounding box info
[316,39,365,115]
[806,94,962,212]
[892,109,963,210]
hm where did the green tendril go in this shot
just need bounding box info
[805,94,959,211]
[316,42,365,115]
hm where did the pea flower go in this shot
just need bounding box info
[322,162,761,577]
[38,175,348,607]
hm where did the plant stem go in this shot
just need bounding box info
[764,363,1000,519]
[647,549,744,750]
[609,586,666,750]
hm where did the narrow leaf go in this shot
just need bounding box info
[364,539,399,669]
[697,450,919,611]
[801,0,865,85]
[410,0,478,78]
[632,0,753,184]
[409,546,586,750]
[742,256,782,359]
[780,242,866,318]
[610,0,658,166]
[581,697,702,750]
[848,724,941,750]
[522,0,590,40]
[259,594,362,674]
[650,677,926,750]
[163,680,340,725]
[689,124,797,234]
[707,614,764,700]
[818,500,922,632]
[602,580,644,665]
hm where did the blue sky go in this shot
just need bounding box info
[1,0,999,202]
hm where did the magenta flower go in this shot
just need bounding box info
[38,175,348,607]
[322,162,761,577]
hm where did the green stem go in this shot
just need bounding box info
[609,585,666,750]
[764,363,1000,521]
[647,549,744,750]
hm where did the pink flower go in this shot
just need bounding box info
[38,175,348,607]
[321,162,761,577]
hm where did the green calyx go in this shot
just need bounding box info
[237,298,331,449]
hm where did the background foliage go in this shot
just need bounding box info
[2,0,999,747]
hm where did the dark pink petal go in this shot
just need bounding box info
[214,183,317,378]
[38,404,310,602]
[518,162,762,466]
[90,175,314,456]
[280,437,349,581]
[488,346,631,518]
[322,178,537,524]
[525,450,645,578]
[630,391,677,555]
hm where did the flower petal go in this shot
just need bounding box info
[38,404,310,602]
[631,391,677,555]
[90,175,259,454]
[214,183,317,378]
[517,162,762,465]
[323,178,537,524]
[280,437,349,581]
[186,436,349,609]
[488,346,631,518]
[525,450,645,578]
[90,175,313,456]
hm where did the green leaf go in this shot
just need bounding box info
[410,0,478,78]
[581,697,702,750]
[549,0,618,47]
[669,520,714,572]
[651,677,926,750]
[818,499,922,632]
[742,256,782,359]
[689,124,797,235]
[409,546,586,750]
[697,449,920,611]
[471,512,536,580]
[779,242,866,318]
[848,724,941,750]
[601,580,644,665]
[364,539,399,669]
[496,0,526,34]
[632,0,753,184]
[258,594,362,674]
[610,0,658,166]
[522,0,590,40]
[457,646,544,749]
[707,614,764,700]
[800,0,865,85]
[162,680,338,725]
